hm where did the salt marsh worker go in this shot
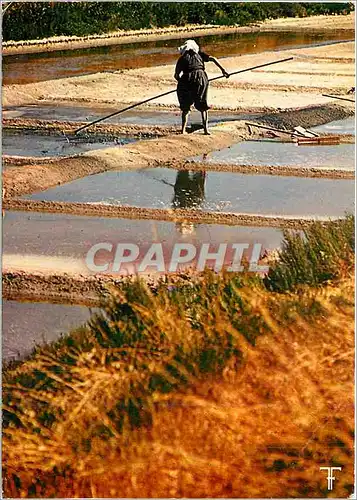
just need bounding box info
[175,39,229,135]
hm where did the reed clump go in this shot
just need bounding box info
[265,215,354,292]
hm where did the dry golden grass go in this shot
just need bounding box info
[3,274,354,498]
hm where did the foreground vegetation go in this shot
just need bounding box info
[3,217,354,497]
[266,214,354,292]
[3,2,354,41]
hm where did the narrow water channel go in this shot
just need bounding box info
[3,300,93,361]
[3,29,354,85]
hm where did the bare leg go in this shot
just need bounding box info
[181,110,189,134]
[201,110,210,135]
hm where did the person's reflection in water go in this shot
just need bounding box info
[172,170,206,209]
[172,170,206,235]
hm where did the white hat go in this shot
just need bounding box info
[178,39,199,55]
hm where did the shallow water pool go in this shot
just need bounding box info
[25,168,354,218]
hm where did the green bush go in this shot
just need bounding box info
[264,215,354,292]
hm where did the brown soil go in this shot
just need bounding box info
[3,156,104,200]
[2,271,117,306]
[3,156,72,167]
[4,198,336,229]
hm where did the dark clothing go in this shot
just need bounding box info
[176,50,210,112]
[176,50,210,74]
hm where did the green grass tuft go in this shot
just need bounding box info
[264,215,354,292]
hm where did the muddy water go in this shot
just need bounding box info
[2,103,256,126]
[311,117,356,136]
[2,131,136,157]
[3,30,354,85]
[25,168,354,217]
[3,210,283,275]
[3,300,93,361]
[195,140,355,170]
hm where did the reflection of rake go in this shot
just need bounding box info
[139,169,175,188]
[72,57,294,135]
[139,169,207,189]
